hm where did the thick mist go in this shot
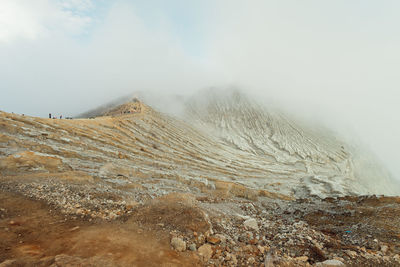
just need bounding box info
[0,1,220,117]
[1,0,399,184]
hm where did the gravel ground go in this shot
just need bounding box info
[1,176,400,266]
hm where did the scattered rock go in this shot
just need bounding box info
[344,250,357,258]
[238,234,247,242]
[310,242,326,261]
[170,237,186,252]
[230,254,238,265]
[295,256,308,262]
[247,256,255,264]
[243,218,259,231]
[264,249,277,267]
[380,244,388,254]
[333,257,345,263]
[315,259,345,266]
[198,244,213,262]
[207,235,221,245]
[213,233,226,243]
[188,243,197,251]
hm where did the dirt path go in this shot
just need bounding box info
[0,191,200,266]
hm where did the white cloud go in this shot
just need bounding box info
[0,0,93,43]
[0,0,44,41]
[0,1,218,116]
[59,0,94,12]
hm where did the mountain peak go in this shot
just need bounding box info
[102,98,143,117]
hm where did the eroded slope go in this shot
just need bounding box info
[1,97,400,266]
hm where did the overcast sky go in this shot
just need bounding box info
[1,0,400,180]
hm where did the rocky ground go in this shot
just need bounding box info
[1,175,400,266]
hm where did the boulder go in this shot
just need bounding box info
[198,244,213,261]
[170,237,186,252]
[315,259,345,267]
[244,218,259,231]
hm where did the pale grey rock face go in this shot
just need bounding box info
[181,89,400,198]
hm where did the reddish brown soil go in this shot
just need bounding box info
[0,191,200,266]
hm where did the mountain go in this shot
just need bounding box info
[70,89,399,198]
[1,89,400,266]
[181,89,400,197]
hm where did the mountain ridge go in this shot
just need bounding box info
[34,89,400,197]
[2,90,400,266]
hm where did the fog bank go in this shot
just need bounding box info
[1,0,399,183]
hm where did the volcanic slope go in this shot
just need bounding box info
[184,90,356,198]
[1,91,398,202]
[180,90,399,197]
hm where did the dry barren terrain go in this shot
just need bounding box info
[1,95,400,266]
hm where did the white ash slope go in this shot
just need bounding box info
[1,89,398,200]
[180,89,399,197]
